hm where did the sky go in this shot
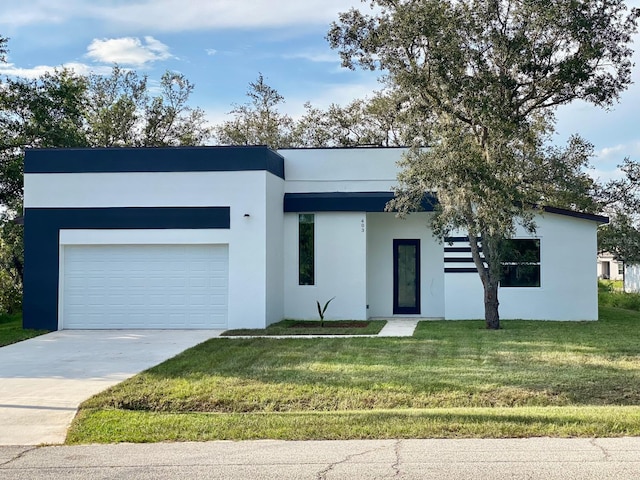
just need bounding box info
[0,0,639,182]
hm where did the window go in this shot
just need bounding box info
[618,262,624,275]
[298,214,314,285]
[500,239,540,287]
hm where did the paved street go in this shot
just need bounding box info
[1,437,640,479]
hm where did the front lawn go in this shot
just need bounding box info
[67,305,640,443]
[0,312,48,347]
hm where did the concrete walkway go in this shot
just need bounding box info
[0,330,222,445]
[2,438,640,479]
[377,318,419,337]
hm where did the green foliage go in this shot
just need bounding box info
[598,282,640,311]
[316,296,335,326]
[329,0,638,328]
[293,88,431,147]
[86,66,210,147]
[214,73,294,149]
[0,312,47,346]
[600,158,640,264]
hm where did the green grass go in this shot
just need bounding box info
[68,305,640,443]
[599,281,640,311]
[0,312,48,347]
[221,319,386,336]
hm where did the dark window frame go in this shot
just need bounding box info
[298,213,315,286]
[500,238,541,288]
[393,239,421,314]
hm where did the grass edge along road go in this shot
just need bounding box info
[67,304,640,443]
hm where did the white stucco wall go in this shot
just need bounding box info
[283,211,367,320]
[280,147,406,193]
[366,212,445,318]
[625,264,640,293]
[265,172,285,325]
[24,170,280,330]
[444,212,599,321]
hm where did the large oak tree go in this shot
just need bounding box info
[328,0,638,328]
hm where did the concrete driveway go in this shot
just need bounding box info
[0,330,222,445]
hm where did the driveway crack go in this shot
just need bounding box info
[590,438,612,462]
[0,446,40,467]
[316,441,396,480]
[392,439,403,476]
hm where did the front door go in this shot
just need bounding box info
[393,239,420,315]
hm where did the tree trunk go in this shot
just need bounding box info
[483,279,500,329]
[469,231,501,330]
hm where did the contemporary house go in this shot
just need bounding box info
[23,146,607,331]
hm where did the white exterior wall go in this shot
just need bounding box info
[445,212,599,321]
[265,172,285,325]
[284,212,367,320]
[625,264,640,293]
[24,170,280,330]
[281,148,404,193]
[366,212,445,318]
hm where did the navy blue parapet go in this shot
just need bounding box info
[24,145,285,179]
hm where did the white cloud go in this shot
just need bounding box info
[282,52,340,63]
[0,0,364,31]
[0,61,112,79]
[205,49,217,56]
[86,36,173,67]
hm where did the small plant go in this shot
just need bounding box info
[316,297,335,327]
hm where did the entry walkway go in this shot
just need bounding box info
[377,318,420,337]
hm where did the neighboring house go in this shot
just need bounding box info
[597,252,624,281]
[22,146,607,331]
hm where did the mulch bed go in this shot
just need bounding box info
[289,321,370,329]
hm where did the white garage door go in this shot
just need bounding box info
[62,244,228,329]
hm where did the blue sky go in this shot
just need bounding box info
[1,0,639,181]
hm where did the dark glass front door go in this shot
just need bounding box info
[393,239,420,314]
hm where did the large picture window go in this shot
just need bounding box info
[298,214,314,285]
[501,239,540,288]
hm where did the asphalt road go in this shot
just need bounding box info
[1,437,640,479]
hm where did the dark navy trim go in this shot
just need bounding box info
[24,146,285,179]
[23,207,230,331]
[542,206,608,224]
[445,267,482,273]
[444,247,474,253]
[284,192,438,213]
[444,257,478,263]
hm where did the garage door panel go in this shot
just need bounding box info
[63,244,228,329]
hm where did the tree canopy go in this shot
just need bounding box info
[328,0,639,328]
[599,158,640,266]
